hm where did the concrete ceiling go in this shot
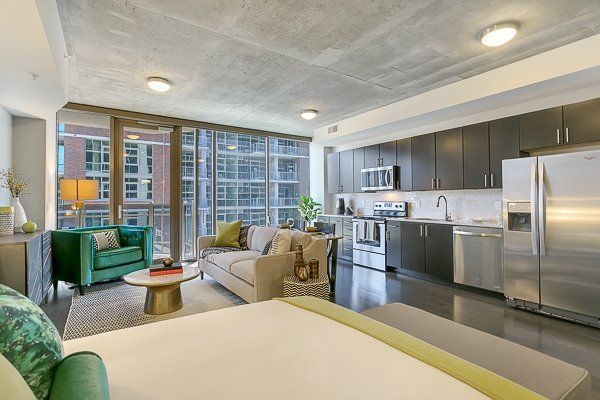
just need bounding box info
[57,1,600,136]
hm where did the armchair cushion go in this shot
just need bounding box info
[0,284,63,400]
[94,246,143,270]
[49,352,109,400]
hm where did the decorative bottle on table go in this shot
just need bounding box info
[294,244,308,281]
[309,259,319,280]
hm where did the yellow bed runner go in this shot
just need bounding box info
[277,296,546,400]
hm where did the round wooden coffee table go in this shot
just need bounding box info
[124,265,200,315]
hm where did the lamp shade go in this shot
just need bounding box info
[60,179,99,201]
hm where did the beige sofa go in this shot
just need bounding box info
[197,226,328,303]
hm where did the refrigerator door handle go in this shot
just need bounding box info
[531,163,539,256]
[538,162,546,256]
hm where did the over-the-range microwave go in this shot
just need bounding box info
[360,165,399,191]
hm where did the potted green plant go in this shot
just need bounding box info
[297,195,322,231]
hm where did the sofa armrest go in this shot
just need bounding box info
[51,231,95,286]
[49,352,110,400]
[253,252,295,302]
[197,235,216,252]
[118,226,153,265]
[300,238,328,275]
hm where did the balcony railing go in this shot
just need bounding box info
[269,144,300,156]
[269,171,298,181]
[270,198,298,207]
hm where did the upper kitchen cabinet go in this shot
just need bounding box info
[353,147,365,193]
[396,138,412,191]
[379,141,397,166]
[326,152,340,194]
[435,128,463,190]
[519,106,563,150]
[489,116,520,188]
[364,144,380,168]
[411,134,436,191]
[563,98,600,145]
[339,150,354,193]
[463,122,490,189]
[364,141,397,168]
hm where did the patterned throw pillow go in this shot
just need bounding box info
[92,230,120,251]
[239,225,251,250]
[0,284,63,400]
[262,240,273,255]
[270,229,292,255]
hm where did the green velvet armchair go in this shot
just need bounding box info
[52,225,153,294]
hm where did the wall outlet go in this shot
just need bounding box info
[494,200,502,211]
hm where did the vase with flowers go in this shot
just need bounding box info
[0,169,29,232]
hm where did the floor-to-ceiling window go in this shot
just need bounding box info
[268,138,310,226]
[216,131,267,226]
[57,110,111,229]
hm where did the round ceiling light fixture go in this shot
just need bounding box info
[480,22,518,47]
[300,109,318,120]
[226,145,237,151]
[147,77,171,92]
[126,134,140,140]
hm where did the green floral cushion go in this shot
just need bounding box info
[0,284,63,400]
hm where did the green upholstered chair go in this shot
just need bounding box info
[52,225,153,294]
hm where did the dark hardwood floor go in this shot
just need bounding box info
[42,261,600,399]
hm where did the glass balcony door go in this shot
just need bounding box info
[115,119,176,261]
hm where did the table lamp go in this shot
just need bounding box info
[60,179,99,227]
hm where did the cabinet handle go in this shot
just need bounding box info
[386,230,391,241]
[424,225,429,237]
[566,127,569,143]
[436,178,441,189]
[431,178,436,189]
[556,128,560,144]
[420,225,423,237]
[490,174,495,187]
[484,174,488,188]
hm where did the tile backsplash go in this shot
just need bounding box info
[333,189,502,222]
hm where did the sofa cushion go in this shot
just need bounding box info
[250,226,279,252]
[270,229,292,255]
[94,246,142,270]
[214,220,242,248]
[0,284,63,400]
[230,260,255,285]
[210,250,261,272]
[245,225,256,249]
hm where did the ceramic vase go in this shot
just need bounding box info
[11,197,27,233]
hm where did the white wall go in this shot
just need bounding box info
[0,104,12,205]
[12,117,46,228]
[309,142,327,210]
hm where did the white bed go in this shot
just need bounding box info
[64,300,491,400]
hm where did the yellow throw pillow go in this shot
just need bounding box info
[214,220,243,248]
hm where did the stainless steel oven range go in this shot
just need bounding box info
[353,201,407,271]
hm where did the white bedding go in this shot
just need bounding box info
[64,300,490,400]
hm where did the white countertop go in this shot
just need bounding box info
[319,214,502,229]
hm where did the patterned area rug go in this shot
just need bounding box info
[63,277,245,340]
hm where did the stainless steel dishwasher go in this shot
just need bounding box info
[453,226,503,293]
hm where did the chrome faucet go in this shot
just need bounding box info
[436,195,451,221]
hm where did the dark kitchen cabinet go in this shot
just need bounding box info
[400,223,426,273]
[339,150,354,193]
[353,147,365,193]
[519,106,563,150]
[396,138,412,191]
[364,144,380,169]
[463,122,490,189]
[563,98,600,145]
[489,116,520,188]
[435,128,463,190]
[424,224,453,281]
[386,221,402,270]
[411,134,436,191]
[326,152,340,194]
[379,141,397,166]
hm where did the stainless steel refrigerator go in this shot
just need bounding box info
[503,150,600,327]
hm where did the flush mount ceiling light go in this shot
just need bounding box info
[480,22,518,47]
[300,109,318,120]
[126,134,140,140]
[226,145,237,151]
[147,77,171,92]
